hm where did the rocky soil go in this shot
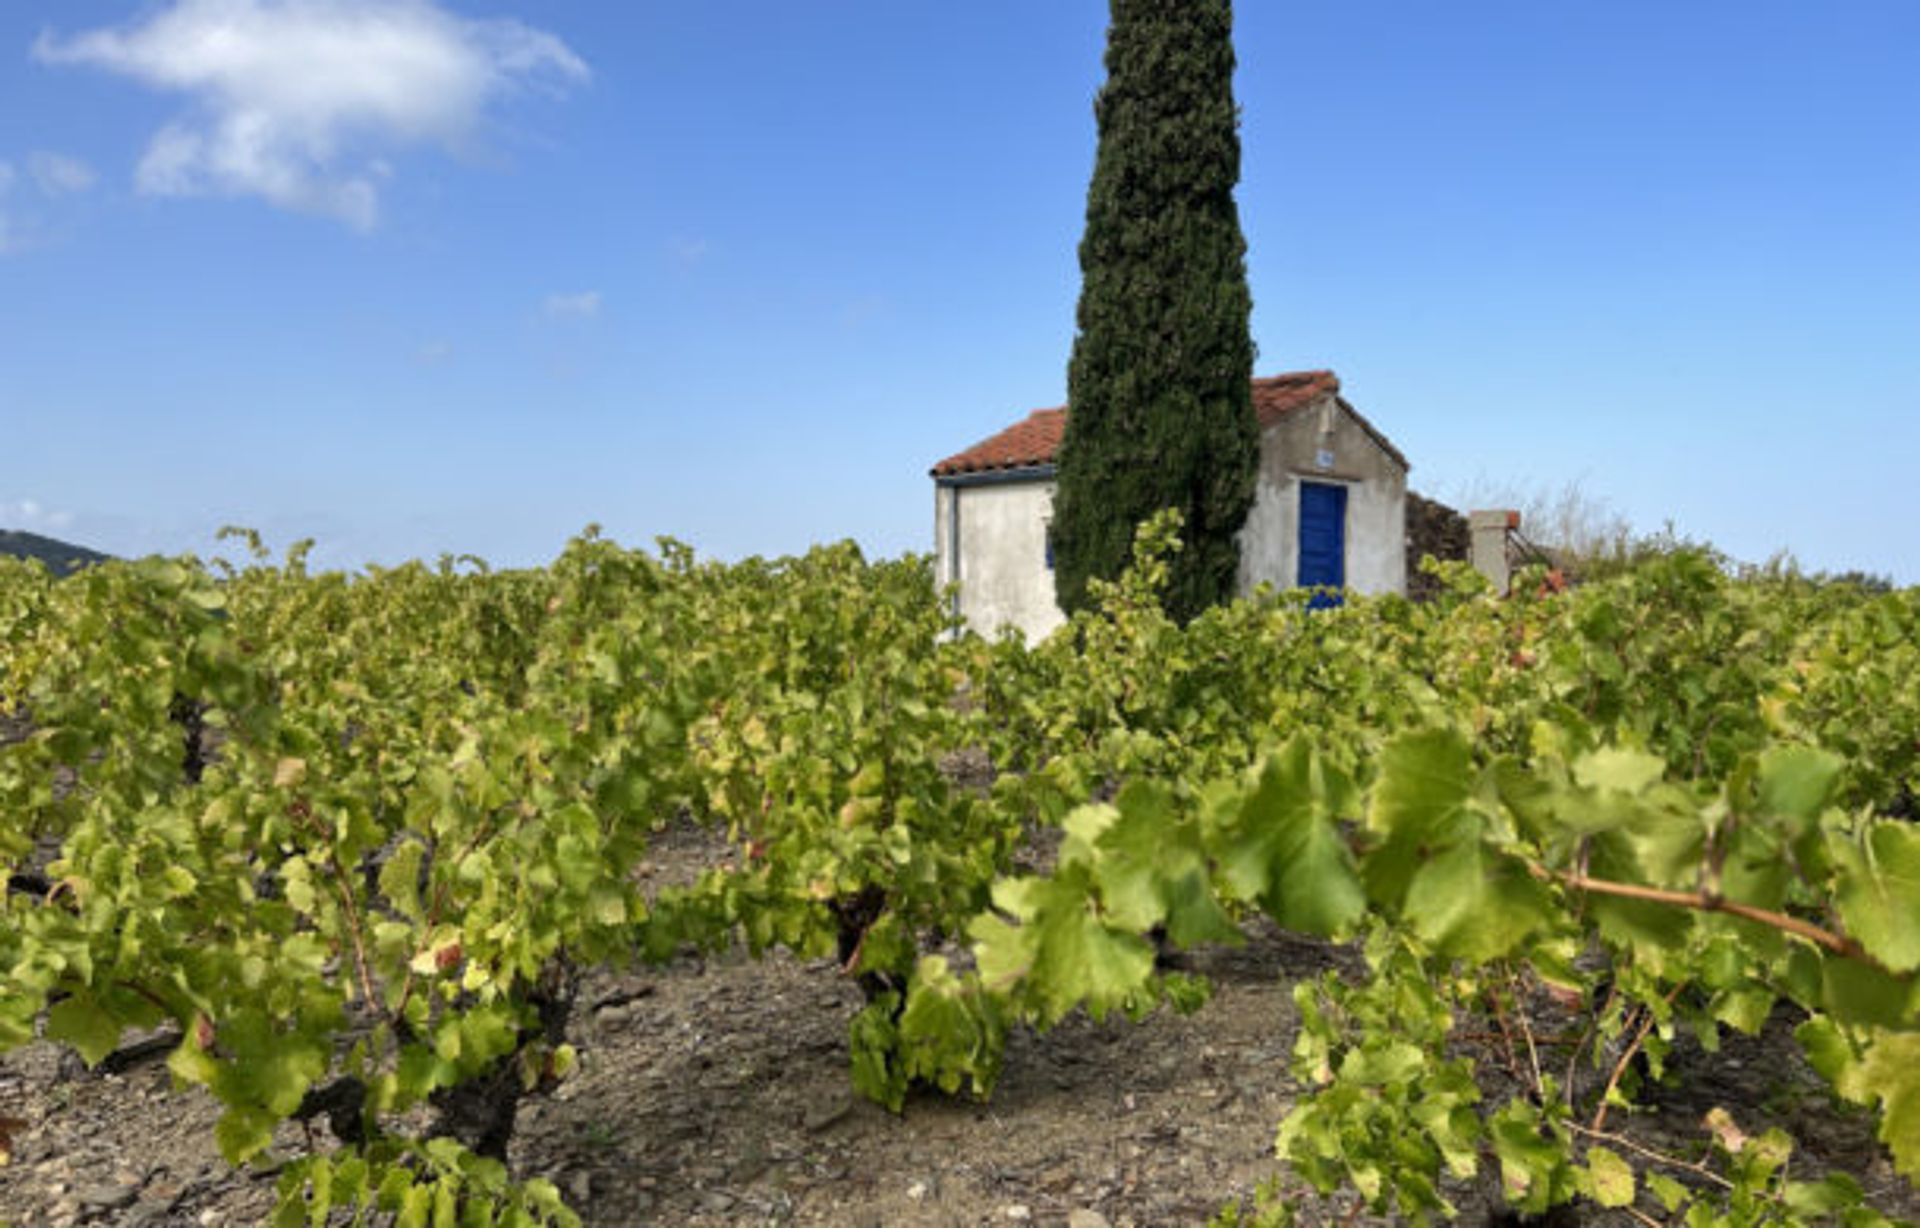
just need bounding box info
[3,817,1917,1227]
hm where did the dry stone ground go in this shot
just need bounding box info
[3,818,1916,1227]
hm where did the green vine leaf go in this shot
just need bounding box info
[1580,1145,1635,1209]
[45,993,123,1068]
[1841,1030,1920,1181]
[970,870,1155,1026]
[1363,729,1477,909]
[1207,737,1364,938]
[1404,840,1551,963]
[1832,821,1920,975]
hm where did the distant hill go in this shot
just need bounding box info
[0,529,112,574]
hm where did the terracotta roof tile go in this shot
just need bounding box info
[929,408,1067,477]
[931,369,1401,477]
[1249,369,1341,428]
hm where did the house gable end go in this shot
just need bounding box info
[931,368,1411,638]
[1256,391,1411,480]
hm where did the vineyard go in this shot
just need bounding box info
[3,516,1920,1226]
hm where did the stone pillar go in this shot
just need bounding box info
[1469,509,1520,594]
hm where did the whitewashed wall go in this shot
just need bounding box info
[937,395,1408,637]
[934,478,1065,642]
[1236,396,1407,597]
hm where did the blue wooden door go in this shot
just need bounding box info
[1298,482,1347,607]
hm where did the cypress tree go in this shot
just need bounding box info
[1051,0,1258,622]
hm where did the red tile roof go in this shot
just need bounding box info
[930,407,1067,477]
[931,370,1404,477]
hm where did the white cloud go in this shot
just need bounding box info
[33,0,588,230]
[27,151,96,195]
[0,151,95,257]
[542,290,601,318]
[1,498,75,532]
[0,151,97,255]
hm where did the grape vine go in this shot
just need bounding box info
[3,515,1918,1225]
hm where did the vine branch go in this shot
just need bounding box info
[1590,981,1684,1133]
[1529,864,1886,972]
[1567,1121,1736,1193]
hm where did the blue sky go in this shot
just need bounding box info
[1,1,1915,580]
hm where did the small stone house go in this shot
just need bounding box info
[929,370,1409,639]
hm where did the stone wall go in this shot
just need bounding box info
[1405,490,1470,601]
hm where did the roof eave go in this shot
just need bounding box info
[931,464,1058,487]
